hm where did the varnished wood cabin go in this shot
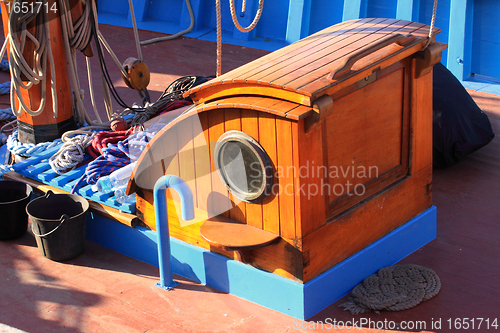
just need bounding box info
[127,18,446,283]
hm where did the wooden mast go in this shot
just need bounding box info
[1,0,77,144]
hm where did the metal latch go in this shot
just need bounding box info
[357,72,377,89]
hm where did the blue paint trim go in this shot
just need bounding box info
[447,0,473,81]
[342,0,367,21]
[396,0,413,20]
[286,0,311,43]
[86,206,437,319]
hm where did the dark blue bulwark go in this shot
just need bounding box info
[11,147,136,214]
[98,0,500,92]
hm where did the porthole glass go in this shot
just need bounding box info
[214,131,273,203]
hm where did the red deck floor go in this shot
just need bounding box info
[0,24,499,332]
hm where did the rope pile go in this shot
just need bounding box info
[340,264,441,314]
[49,132,96,175]
[71,125,161,193]
[6,129,62,158]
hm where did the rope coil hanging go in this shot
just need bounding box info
[7,1,58,117]
[216,0,264,76]
[229,0,264,33]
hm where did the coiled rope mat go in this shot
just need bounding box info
[340,264,441,314]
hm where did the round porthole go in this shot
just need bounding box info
[214,131,273,203]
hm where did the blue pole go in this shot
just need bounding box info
[153,175,195,290]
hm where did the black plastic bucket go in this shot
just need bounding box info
[0,181,33,240]
[26,190,89,261]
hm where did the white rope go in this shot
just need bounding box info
[127,0,143,60]
[97,31,128,78]
[7,2,57,117]
[58,0,116,126]
[7,129,63,158]
[423,0,438,50]
[58,0,90,126]
[140,0,195,45]
[216,0,222,77]
[48,132,96,175]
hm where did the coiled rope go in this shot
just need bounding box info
[48,132,96,175]
[7,1,58,117]
[229,0,264,33]
[121,75,201,126]
[6,129,62,158]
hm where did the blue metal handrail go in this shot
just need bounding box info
[153,175,195,290]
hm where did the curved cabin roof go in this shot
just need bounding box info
[129,18,441,194]
[185,18,438,106]
[127,96,312,194]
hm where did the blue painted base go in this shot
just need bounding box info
[86,206,437,319]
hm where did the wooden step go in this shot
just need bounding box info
[200,217,279,252]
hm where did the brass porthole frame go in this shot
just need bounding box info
[214,131,273,203]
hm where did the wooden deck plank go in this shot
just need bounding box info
[240,18,385,84]
[265,19,408,86]
[244,18,391,84]
[281,21,426,91]
[212,19,367,83]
